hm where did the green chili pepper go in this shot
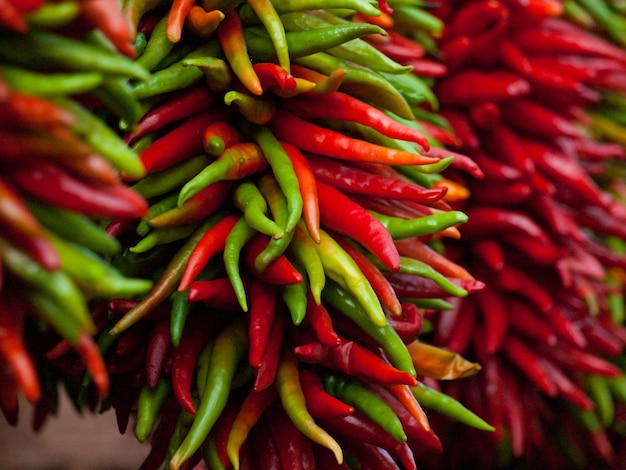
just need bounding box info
[607,374,626,403]
[25,1,80,28]
[135,377,173,442]
[233,180,283,239]
[1,240,94,334]
[289,223,325,305]
[586,375,615,426]
[411,381,494,431]
[27,200,120,255]
[169,320,248,470]
[166,410,196,467]
[401,298,454,310]
[324,374,407,442]
[182,57,234,93]
[576,0,626,47]
[137,193,179,237]
[269,0,380,16]
[132,155,211,200]
[0,65,103,96]
[247,0,290,71]
[0,30,150,81]
[136,15,176,71]
[323,281,416,377]
[56,98,146,179]
[224,216,257,312]
[281,261,307,325]
[371,210,469,239]
[243,124,302,235]
[254,174,297,273]
[381,70,439,110]
[392,4,445,37]
[132,40,221,99]
[23,287,82,345]
[131,224,199,253]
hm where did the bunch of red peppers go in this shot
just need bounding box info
[1,0,626,469]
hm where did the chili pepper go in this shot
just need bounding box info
[0,294,40,402]
[460,206,551,241]
[179,214,238,292]
[270,110,438,166]
[225,386,276,470]
[185,5,224,39]
[135,377,172,443]
[188,277,242,311]
[393,255,469,298]
[506,297,557,346]
[0,89,74,129]
[372,209,468,240]
[246,278,276,368]
[169,290,192,349]
[132,40,221,99]
[131,224,198,253]
[265,401,305,470]
[252,62,297,92]
[169,319,247,470]
[144,319,171,388]
[275,351,343,464]
[232,180,283,239]
[223,216,257,312]
[324,374,406,442]
[166,0,195,42]
[217,8,262,96]
[0,65,102,97]
[299,369,353,419]
[502,335,558,397]
[224,90,276,125]
[148,180,232,228]
[324,281,415,377]
[138,109,226,175]
[394,237,474,281]
[290,63,344,94]
[178,142,266,206]
[134,14,175,72]
[244,125,302,237]
[253,310,283,391]
[406,340,481,380]
[171,315,215,414]
[202,121,243,156]
[317,181,400,272]
[289,224,325,304]
[436,69,530,107]
[538,359,595,411]
[246,0,289,71]
[136,193,178,236]
[80,0,136,57]
[309,155,446,204]
[335,237,402,316]
[315,230,388,327]
[111,216,220,334]
[281,264,307,325]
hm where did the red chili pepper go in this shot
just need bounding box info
[350,442,400,470]
[283,91,430,150]
[166,0,195,42]
[8,161,148,219]
[145,318,171,388]
[371,30,425,62]
[0,294,40,402]
[506,298,558,346]
[202,121,243,156]
[242,234,303,285]
[0,90,76,130]
[253,62,297,92]
[253,311,283,391]
[125,85,216,144]
[436,69,530,107]
[0,0,27,32]
[179,214,238,292]
[148,180,232,228]
[334,236,402,316]
[171,315,215,414]
[422,146,485,179]
[302,290,340,346]
[280,141,320,243]
[250,416,281,469]
[139,108,229,174]
[248,279,278,368]
[76,330,109,398]
[443,0,510,39]
[299,369,354,419]
[386,303,423,345]
[442,299,476,354]
[386,272,483,299]
[269,110,439,166]
[308,155,447,204]
[188,277,242,312]
[473,287,508,354]
[395,237,474,281]
[316,180,400,272]
[80,0,136,57]
[539,357,594,410]
[502,99,584,139]
[266,402,305,470]
[501,335,558,396]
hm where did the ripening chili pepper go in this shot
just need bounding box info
[300,369,354,419]
[111,216,220,334]
[275,351,343,465]
[186,6,224,39]
[223,216,257,312]
[9,161,147,220]
[224,90,276,125]
[247,279,277,368]
[233,180,283,239]
[188,277,244,312]
[406,340,481,380]
[139,109,229,175]
[334,237,402,317]
[125,85,215,144]
[252,62,297,92]
[148,180,232,228]
[202,121,243,156]
[179,214,238,292]
[130,224,198,254]
[166,0,196,42]
[308,155,447,204]
[226,386,276,470]
[245,125,303,236]
[217,8,263,96]
[289,224,325,304]
[178,142,267,206]
[270,110,439,166]
[253,311,284,391]
[395,237,474,281]
[0,294,40,402]
[324,374,407,442]
[323,281,415,377]
[317,181,400,272]
[169,319,248,470]
[289,63,344,94]
[80,0,136,57]
[135,377,172,443]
